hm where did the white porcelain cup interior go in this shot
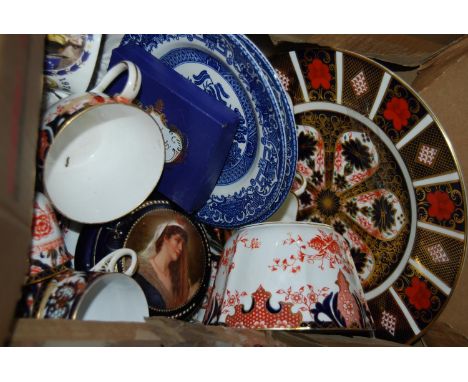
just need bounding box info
[74,273,149,322]
[91,248,138,276]
[43,103,165,223]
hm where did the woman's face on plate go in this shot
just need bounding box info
[166,233,185,262]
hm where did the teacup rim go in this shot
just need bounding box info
[237,221,334,232]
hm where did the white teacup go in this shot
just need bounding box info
[204,222,374,332]
[40,60,165,224]
[36,270,148,322]
[19,248,145,322]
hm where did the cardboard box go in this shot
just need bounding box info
[0,35,44,345]
[1,34,467,346]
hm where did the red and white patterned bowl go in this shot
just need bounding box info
[204,222,374,332]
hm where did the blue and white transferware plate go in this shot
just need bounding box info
[234,35,298,222]
[117,34,293,228]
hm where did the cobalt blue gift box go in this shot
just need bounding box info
[106,44,239,214]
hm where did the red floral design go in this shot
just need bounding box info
[334,142,343,172]
[32,204,53,240]
[277,285,329,312]
[427,191,455,221]
[356,189,384,203]
[237,234,262,249]
[221,289,248,315]
[307,231,341,269]
[220,233,261,276]
[405,276,432,310]
[383,97,411,131]
[307,59,332,90]
[348,168,377,186]
[269,231,352,274]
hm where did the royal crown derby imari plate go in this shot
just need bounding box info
[271,47,467,344]
[119,34,295,228]
[75,199,212,319]
[234,35,297,222]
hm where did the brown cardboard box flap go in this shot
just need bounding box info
[10,318,403,346]
[421,322,468,347]
[269,34,464,67]
[0,35,44,345]
[413,35,468,92]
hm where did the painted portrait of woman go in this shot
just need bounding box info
[126,211,206,312]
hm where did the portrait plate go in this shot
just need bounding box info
[75,200,211,318]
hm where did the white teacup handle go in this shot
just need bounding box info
[91,60,141,101]
[91,248,138,276]
[293,173,307,196]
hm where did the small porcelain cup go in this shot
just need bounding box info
[44,34,102,103]
[19,248,147,321]
[204,222,374,333]
[40,60,165,224]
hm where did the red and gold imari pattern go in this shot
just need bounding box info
[271,47,466,344]
[373,78,429,144]
[393,262,449,330]
[225,285,303,329]
[399,123,457,180]
[416,182,465,232]
[295,111,412,293]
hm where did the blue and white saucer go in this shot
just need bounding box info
[116,34,294,228]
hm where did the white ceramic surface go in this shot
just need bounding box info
[205,222,373,330]
[74,273,148,322]
[37,271,149,322]
[44,103,165,223]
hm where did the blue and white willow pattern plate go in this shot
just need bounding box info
[234,35,298,222]
[120,34,293,227]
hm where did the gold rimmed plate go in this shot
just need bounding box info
[271,46,467,344]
